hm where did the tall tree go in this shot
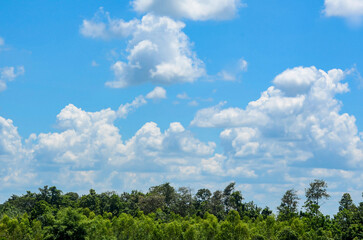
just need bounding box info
[277,189,299,220]
[339,193,354,211]
[304,179,330,215]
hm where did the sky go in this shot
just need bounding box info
[0,0,363,215]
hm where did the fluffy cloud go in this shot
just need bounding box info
[28,104,215,171]
[31,104,122,167]
[109,122,215,167]
[0,117,35,188]
[324,0,363,21]
[0,117,23,162]
[0,66,25,91]
[81,11,205,87]
[146,86,167,99]
[192,66,363,167]
[131,0,244,21]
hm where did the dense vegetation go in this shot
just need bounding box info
[0,180,362,239]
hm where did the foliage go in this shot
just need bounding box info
[0,181,361,239]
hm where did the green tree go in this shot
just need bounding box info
[304,179,330,215]
[78,189,101,215]
[149,183,176,208]
[44,208,87,240]
[277,227,299,240]
[277,189,299,220]
[339,193,354,211]
[139,194,165,214]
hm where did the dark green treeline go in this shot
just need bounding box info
[0,180,362,239]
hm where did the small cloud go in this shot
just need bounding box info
[188,100,199,106]
[218,58,248,81]
[146,86,167,100]
[324,0,363,25]
[200,97,213,102]
[176,92,190,100]
[91,60,99,67]
[0,37,4,46]
[0,66,25,92]
[218,70,236,81]
[238,58,248,71]
[117,95,147,118]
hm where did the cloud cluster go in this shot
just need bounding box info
[0,84,217,192]
[0,66,25,91]
[23,108,216,191]
[324,0,363,22]
[81,11,205,88]
[131,0,244,21]
[192,66,363,167]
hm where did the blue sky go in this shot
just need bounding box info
[1,0,362,215]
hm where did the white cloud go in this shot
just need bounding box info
[0,117,35,188]
[310,168,353,179]
[131,0,245,21]
[117,95,147,118]
[31,104,122,167]
[201,153,256,177]
[218,58,248,81]
[91,60,99,67]
[24,102,215,172]
[0,37,4,46]
[188,100,199,106]
[239,58,248,71]
[0,66,25,92]
[192,66,363,167]
[176,92,190,99]
[80,8,139,39]
[112,121,216,166]
[81,11,205,87]
[218,71,236,81]
[0,117,23,161]
[324,0,363,22]
[146,86,167,99]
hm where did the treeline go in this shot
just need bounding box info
[0,180,362,239]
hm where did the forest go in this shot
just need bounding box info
[0,180,362,240]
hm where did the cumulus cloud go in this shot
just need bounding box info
[0,66,25,91]
[81,10,205,87]
[131,0,244,21]
[110,121,216,167]
[192,66,363,167]
[0,117,35,188]
[31,104,121,167]
[22,99,215,170]
[146,86,167,99]
[324,0,363,22]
